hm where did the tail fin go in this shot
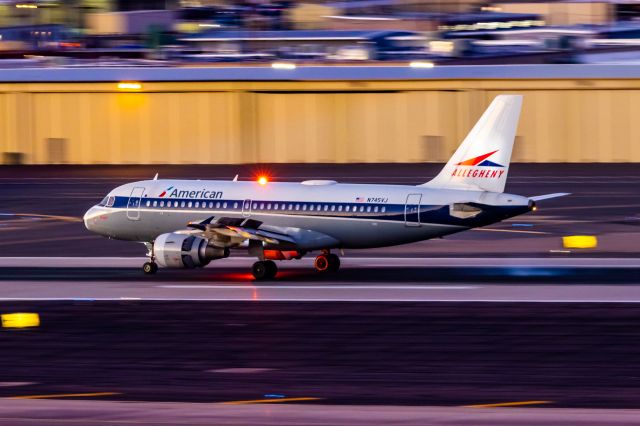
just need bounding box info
[421,94,522,193]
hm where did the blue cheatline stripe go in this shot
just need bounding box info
[101,196,530,228]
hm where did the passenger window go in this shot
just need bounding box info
[252,203,257,209]
[310,205,315,211]
[153,201,157,207]
[288,204,293,210]
[145,201,150,207]
[160,201,164,207]
[359,206,364,212]
[302,204,307,210]
[381,206,386,213]
[366,206,371,212]
[260,203,265,210]
[180,201,185,208]
[234,202,238,209]
[188,202,192,208]
[346,206,351,212]
[295,204,300,210]
[202,203,206,209]
[330,205,335,211]
[223,202,228,208]
[323,205,328,211]
[374,206,379,213]
[195,202,199,208]
[216,202,220,208]
[338,205,343,212]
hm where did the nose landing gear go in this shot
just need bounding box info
[143,261,158,274]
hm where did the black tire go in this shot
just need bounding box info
[143,262,157,275]
[327,254,341,272]
[252,261,268,280]
[314,255,330,273]
[264,260,278,279]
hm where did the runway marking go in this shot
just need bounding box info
[472,228,549,235]
[0,235,98,247]
[221,397,321,405]
[157,285,478,290]
[0,213,82,223]
[465,400,552,408]
[8,392,121,400]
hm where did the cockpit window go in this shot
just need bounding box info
[99,196,116,207]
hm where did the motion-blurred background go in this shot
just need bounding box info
[1,0,640,165]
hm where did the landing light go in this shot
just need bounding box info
[258,176,268,186]
[117,81,142,91]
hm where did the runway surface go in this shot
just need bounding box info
[1,163,639,257]
[1,257,640,301]
[2,300,640,412]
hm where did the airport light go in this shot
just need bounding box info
[258,176,268,186]
[409,61,435,69]
[16,4,37,8]
[117,81,143,91]
[271,62,296,70]
[562,235,597,249]
[2,313,40,328]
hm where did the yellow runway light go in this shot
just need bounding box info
[562,235,597,249]
[2,313,40,329]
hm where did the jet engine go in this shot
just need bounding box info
[154,233,229,269]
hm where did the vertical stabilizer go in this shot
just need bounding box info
[421,95,522,193]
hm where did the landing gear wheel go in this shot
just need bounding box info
[252,260,278,280]
[315,254,340,273]
[143,262,158,275]
[314,255,330,273]
[264,260,278,279]
[327,254,341,272]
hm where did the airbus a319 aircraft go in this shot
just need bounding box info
[84,95,567,279]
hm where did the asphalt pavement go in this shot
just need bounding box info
[2,300,640,412]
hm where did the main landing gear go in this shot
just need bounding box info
[314,253,340,273]
[252,260,278,280]
[251,251,341,280]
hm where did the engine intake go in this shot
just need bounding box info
[154,233,228,269]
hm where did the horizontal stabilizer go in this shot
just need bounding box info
[529,193,570,202]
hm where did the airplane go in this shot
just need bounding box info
[84,95,568,280]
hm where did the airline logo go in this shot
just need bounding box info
[451,150,506,178]
[159,186,174,197]
[159,186,223,199]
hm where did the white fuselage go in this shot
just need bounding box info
[84,179,533,250]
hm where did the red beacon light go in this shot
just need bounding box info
[257,176,268,186]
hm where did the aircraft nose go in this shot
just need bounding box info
[83,206,102,232]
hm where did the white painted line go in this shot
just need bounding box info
[0,297,640,303]
[157,285,478,290]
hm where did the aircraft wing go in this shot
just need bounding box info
[187,216,298,246]
[529,193,570,202]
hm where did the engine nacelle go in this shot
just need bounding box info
[154,233,229,269]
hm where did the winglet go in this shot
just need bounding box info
[153,173,159,181]
[233,174,239,182]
